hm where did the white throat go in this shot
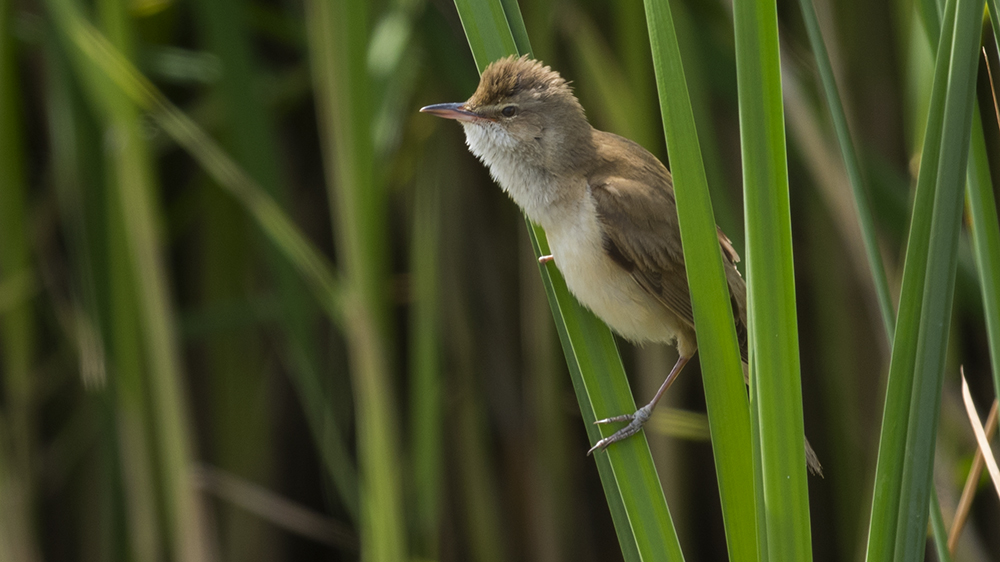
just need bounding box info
[461,121,565,228]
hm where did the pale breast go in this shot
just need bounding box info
[544,194,687,347]
[463,121,687,347]
[463,121,556,224]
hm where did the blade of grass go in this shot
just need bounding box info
[732,0,813,558]
[107,196,163,561]
[452,0,683,559]
[929,491,954,562]
[43,0,344,325]
[409,141,445,557]
[0,0,36,450]
[92,0,210,558]
[194,0,361,534]
[643,1,758,561]
[44,9,361,512]
[0,0,35,472]
[453,0,518,65]
[970,34,1000,413]
[451,332,507,562]
[193,0,278,548]
[0,3,39,559]
[530,235,678,561]
[863,0,957,555]
[796,0,896,339]
[893,0,983,556]
[305,0,407,560]
[43,32,148,561]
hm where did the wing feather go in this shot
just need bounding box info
[587,133,748,360]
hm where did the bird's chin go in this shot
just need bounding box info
[462,120,516,156]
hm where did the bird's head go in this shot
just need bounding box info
[421,56,590,171]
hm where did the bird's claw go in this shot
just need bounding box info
[593,413,636,424]
[586,407,652,456]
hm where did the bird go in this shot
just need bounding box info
[421,55,821,475]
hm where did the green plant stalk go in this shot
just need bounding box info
[643,0,758,560]
[409,144,444,557]
[0,2,39,559]
[0,0,34,476]
[191,2,272,554]
[863,0,956,556]
[43,35,154,561]
[976,0,1000,418]
[529,229,679,561]
[44,0,343,325]
[920,0,944,48]
[305,0,407,560]
[192,0,360,513]
[732,0,812,558]
[991,0,1000,56]
[893,0,983,557]
[796,0,896,339]
[193,0,354,541]
[92,0,209,558]
[452,0,683,559]
[47,9,361,517]
[746,312,769,560]
[106,147,163,562]
[453,355,506,562]
[929,491,954,562]
[49,0,360,520]
[0,0,35,461]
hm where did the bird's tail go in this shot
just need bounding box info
[741,362,824,477]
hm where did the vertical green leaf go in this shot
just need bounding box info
[191,0,276,555]
[864,0,958,556]
[45,0,344,325]
[44,34,128,561]
[643,1,757,561]
[893,0,983,557]
[305,0,407,560]
[0,1,39,559]
[732,0,812,559]
[409,143,444,557]
[972,0,1000,419]
[94,0,210,559]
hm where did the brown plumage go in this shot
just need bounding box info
[587,130,750,363]
[421,55,821,475]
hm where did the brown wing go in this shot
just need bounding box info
[588,133,748,360]
[590,174,695,330]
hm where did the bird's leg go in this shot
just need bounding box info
[538,254,554,264]
[587,354,692,455]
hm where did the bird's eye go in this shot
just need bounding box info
[501,105,517,117]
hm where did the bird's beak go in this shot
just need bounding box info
[419,102,483,122]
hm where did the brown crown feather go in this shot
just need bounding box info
[468,55,576,108]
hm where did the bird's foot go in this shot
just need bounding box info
[538,254,554,264]
[587,406,653,455]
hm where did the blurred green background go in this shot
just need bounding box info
[1,0,999,560]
